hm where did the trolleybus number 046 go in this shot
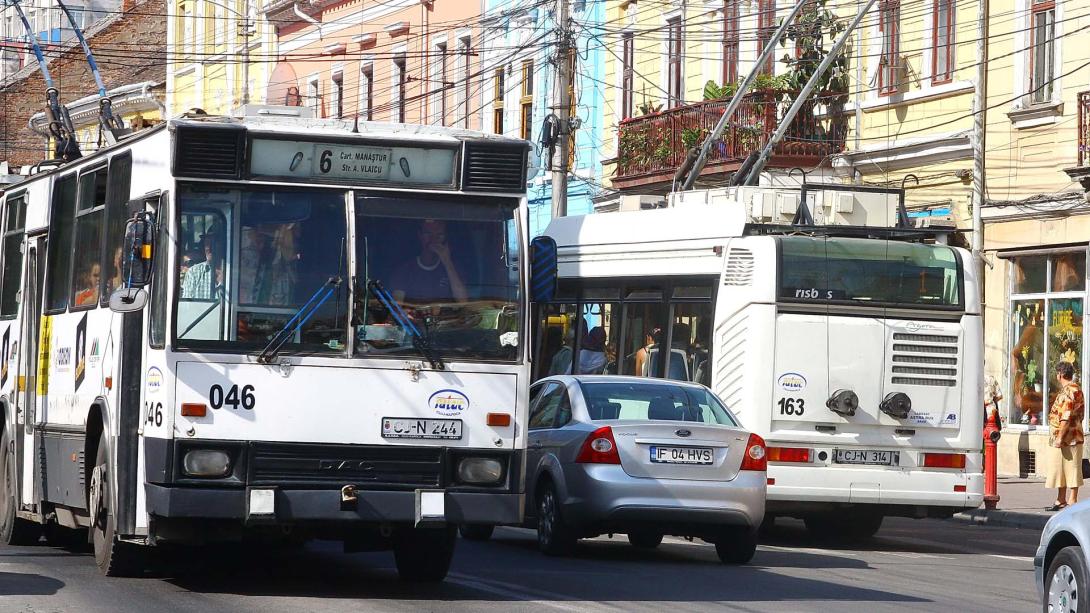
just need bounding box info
[208,384,256,410]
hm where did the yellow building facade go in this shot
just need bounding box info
[167,0,275,115]
[979,0,1090,475]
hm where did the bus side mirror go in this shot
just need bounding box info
[529,236,558,303]
[120,213,155,289]
[109,287,147,313]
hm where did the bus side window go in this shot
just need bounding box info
[71,166,108,309]
[0,193,26,319]
[101,152,132,303]
[44,174,78,313]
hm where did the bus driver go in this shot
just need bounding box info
[389,219,468,305]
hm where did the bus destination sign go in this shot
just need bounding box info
[249,138,456,186]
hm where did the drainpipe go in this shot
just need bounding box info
[294,4,322,39]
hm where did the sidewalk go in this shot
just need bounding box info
[953,477,1064,530]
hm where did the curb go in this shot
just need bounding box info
[951,508,1052,531]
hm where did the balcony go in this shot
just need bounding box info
[612,90,846,191]
[1063,91,1090,187]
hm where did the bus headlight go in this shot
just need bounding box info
[880,392,912,419]
[826,390,859,416]
[457,457,504,485]
[182,450,232,478]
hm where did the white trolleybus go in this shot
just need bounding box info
[538,184,983,538]
[0,110,540,581]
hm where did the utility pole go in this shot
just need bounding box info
[550,0,572,219]
[239,1,253,107]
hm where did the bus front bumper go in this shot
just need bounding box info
[145,484,523,525]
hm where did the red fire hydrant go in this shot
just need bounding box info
[983,407,1002,510]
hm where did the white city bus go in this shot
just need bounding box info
[539,197,983,537]
[0,110,535,580]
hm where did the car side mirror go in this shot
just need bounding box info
[109,287,148,313]
[529,236,558,303]
[120,212,155,289]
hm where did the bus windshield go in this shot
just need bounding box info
[778,237,962,308]
[175,184,350,353]
[354,194,520,362]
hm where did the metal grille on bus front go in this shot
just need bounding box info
[722,248,754,286]
[461,143,528,192]
[248,442,443,488]
[890,332,959,387]
[173,125,244,179]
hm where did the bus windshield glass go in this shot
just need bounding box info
[354,194,520,361]
[777,237,961,308]
[174,184,349,352]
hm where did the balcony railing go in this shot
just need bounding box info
[1079,91,1090,167]
[613,90,846,189]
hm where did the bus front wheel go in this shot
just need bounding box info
[393,525,456,582]
[0,426,40,546]
[90,432,143,576]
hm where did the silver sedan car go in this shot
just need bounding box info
[1035,499,1090,611]
[463,375,766,564]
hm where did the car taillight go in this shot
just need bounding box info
[922,452,966,469]
[576,426,621,464]
[740,433,767,471]
[767,446,811,463]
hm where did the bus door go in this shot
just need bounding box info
[22,235,45,506]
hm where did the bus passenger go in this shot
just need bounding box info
[105,246,123,295]
[74,262,101,306]
[181,235,224,300]
[389,219,468,305]
[576,327,608,374]
[634,327,662,377]
[546,327,573,376]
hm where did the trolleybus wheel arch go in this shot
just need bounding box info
[0,420,41,546]
[90,431,143,576]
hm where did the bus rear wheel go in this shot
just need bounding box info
[0,426,40,546]
[393,526,456,582]
[90,433,143,576]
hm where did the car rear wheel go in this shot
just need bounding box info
[715,527,757,564]
[0,426,40,546]
[627,531,663,549]
[1046,546,1088,613]
[804,511,883,541]
[537,483,575,556]
[393,526,457,582]
[458,524,495,542]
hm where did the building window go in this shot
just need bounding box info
[307,77,320,117]
[666,17,683,107]
[1030,0,1056,104]
[435,42,448,125]
[493,68,505,134]
[931,0,954,84]
[722,0,739,85]
[394,56,407,123]
[459,37,472,128]
[878,0,900,96]
[1008,252,1086,425]
[331,71,344,119]
[520,60,533,141]
[359,63,373,120]
[621,32,634,119]
[757,0,775,75]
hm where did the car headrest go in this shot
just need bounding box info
[589,400,622,420]
[648,397,683,421]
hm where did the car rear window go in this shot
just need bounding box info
[580,382,738,426]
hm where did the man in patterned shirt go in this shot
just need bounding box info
[181,235,223,300]
[1047,360,1085,510]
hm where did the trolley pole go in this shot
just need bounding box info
[550,0,572,219]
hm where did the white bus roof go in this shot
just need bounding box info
[543,206,747,248]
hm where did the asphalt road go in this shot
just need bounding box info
[0,517,1041,612]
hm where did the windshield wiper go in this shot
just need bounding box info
[257,276,343,364]
[368,279,444,370]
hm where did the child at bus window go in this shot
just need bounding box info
[74,262,101,307]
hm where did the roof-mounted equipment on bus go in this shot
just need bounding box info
[53,0,129,146]
[7,0,81,161]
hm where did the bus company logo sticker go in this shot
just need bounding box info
[146,367,163,394]
[430,389,469,416]
[89,337,101,366]
[55,347,71,371]
[74,313,88,391]
[777,373,807,392]
[904,321,939,333]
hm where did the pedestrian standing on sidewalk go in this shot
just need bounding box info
[1046,361,1085,511]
